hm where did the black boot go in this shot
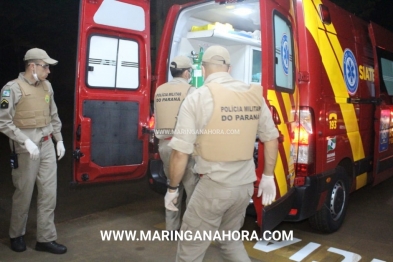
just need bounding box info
[10,236,26,252]
[35,241,67,254]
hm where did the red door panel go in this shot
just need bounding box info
[72,0,151,184]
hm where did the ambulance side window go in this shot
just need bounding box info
[86,35,139,89]
[273,12,294,93]
[380,56,393,95]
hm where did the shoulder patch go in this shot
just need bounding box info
[1,99,9,109]
[2,89,10,97]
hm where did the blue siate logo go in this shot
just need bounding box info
[281,34,289,75]
[343,49,359,95]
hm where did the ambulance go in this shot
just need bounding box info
[72,0,393,233]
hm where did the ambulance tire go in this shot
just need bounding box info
[309,166,350,233]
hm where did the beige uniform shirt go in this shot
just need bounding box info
[0,73,63,153]
[154,77,195,140]
[169,72,279,187]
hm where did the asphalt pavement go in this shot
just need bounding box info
[1,100,392,262]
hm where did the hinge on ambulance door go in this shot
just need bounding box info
[73,148,84,161]
[76,125,81,141]
[269,105,282,125]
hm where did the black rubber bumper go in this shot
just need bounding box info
[262,187,296,233]
[284,170,335,222]
[262,170,335,233]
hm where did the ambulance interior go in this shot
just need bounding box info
[168,0,262,85]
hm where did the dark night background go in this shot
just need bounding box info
[0,0,391,133]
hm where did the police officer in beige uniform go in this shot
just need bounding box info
[155,56,199,231]
[165,46,279,261]
[0,48,67,254]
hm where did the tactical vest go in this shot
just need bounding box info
[13,79,51,129]
[155,82,190,132]
[194,83,262,162]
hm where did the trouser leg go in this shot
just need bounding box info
[181,157,199,206]
[166,164,198,230]
[160,140,199,231]
[217,183,253,262]
[176,179,215,262]
[159,140,182,230]
[167,163,198,230]
[9,153,40,238]
[35,140,57,242]
[158,140,171,187]
[176,179,253,262]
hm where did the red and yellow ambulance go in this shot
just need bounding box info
[72,0,393,233]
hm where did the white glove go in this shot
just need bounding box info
[164,189,179,211]
[25,139,40,160]
[257,174,276,206]
[56,141,65,160]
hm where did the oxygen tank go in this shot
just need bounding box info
[190,46,204,88]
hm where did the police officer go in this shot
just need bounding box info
[165,46,279,261]
[0,48,67,254]
[154,55,199,232]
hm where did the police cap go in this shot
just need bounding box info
[202,45,230,65]
[24,48,58,65]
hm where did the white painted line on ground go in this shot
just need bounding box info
[289,242,321,261]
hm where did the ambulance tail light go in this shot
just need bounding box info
[148,115,155,144]
[148,114,155,130]
[148,115,158,153]
[292,108,315,177]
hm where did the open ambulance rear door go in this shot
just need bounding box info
[369,22,393,186]
[255,0,298,232]
[72,0,151,184]
[154,0,297,233]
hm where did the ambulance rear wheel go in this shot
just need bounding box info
[309,166,350,233]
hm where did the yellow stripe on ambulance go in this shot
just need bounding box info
[303,0,367,188]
